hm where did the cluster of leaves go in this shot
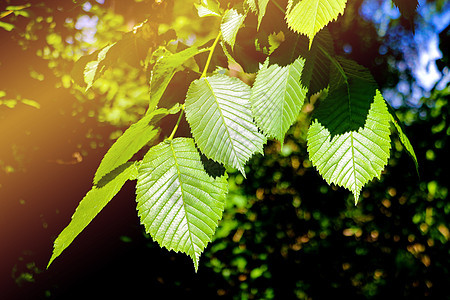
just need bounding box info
[48,0,419,270]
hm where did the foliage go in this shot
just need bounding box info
[36,0,421,270]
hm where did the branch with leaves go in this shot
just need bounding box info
[48,0,419,270]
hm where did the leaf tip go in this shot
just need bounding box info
[353,190,360,205]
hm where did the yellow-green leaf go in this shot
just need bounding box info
[286,0,347,48]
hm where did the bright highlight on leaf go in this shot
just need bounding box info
[286,0,347,48]
[221,8,246,49]
[136,138,228,271]
[307,91,391,203]
[185,74,266,176]
[251,57,308,142]
[48,162,138,268]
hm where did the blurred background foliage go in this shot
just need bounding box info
[0,0,449,299]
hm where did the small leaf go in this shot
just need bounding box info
[84,43,116,91]
[149,46,208,111]
[285,0,347,48]
[93,107,176,185]
[307,91,391,203]
[250,57,308,142]
[136,138,228,271]
[185,74,266,175]
[221,9,247,50]
[256,0,270,30]
[387,102,419,174]
[48,162,138,268]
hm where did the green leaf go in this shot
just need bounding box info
[93,107,178,185]
[285,0,347,48]
[307,91,391,203]
[185,74,266,175]
[314,57,378,138]
[250,57,308,142]
[48,162,138,268]
[149,46,208,112]
[195,0,221,17]
[387,103,419,174]
[84,43,116,91]
[136,138,228,271]
[221,8,247,50]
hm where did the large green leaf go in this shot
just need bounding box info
[314,57,377,138]
[48,162,138,268]
[93,106,179,185]
[250,57,308,142]
[221,8,246,50]
[285,0,347,48]
[185,74,266,175]
[149,46,208,112]
[136,138,228,271]
[307,91,391,203]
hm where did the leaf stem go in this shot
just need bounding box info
[201,31,222,78]
[167,104,185,141]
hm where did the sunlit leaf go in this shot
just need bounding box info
[250,57,307,142]
[136,138,228,271]
[185,74,266,175]
[221,9,246,50]
[307,91,391,203]
[285,0,347,48]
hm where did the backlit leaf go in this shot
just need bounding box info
[307,91,391,203]
[250,57,307,142]
[136,138,228,271]
[185,74,266,175]
[221,8,246,50]
[285,0,347,48]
